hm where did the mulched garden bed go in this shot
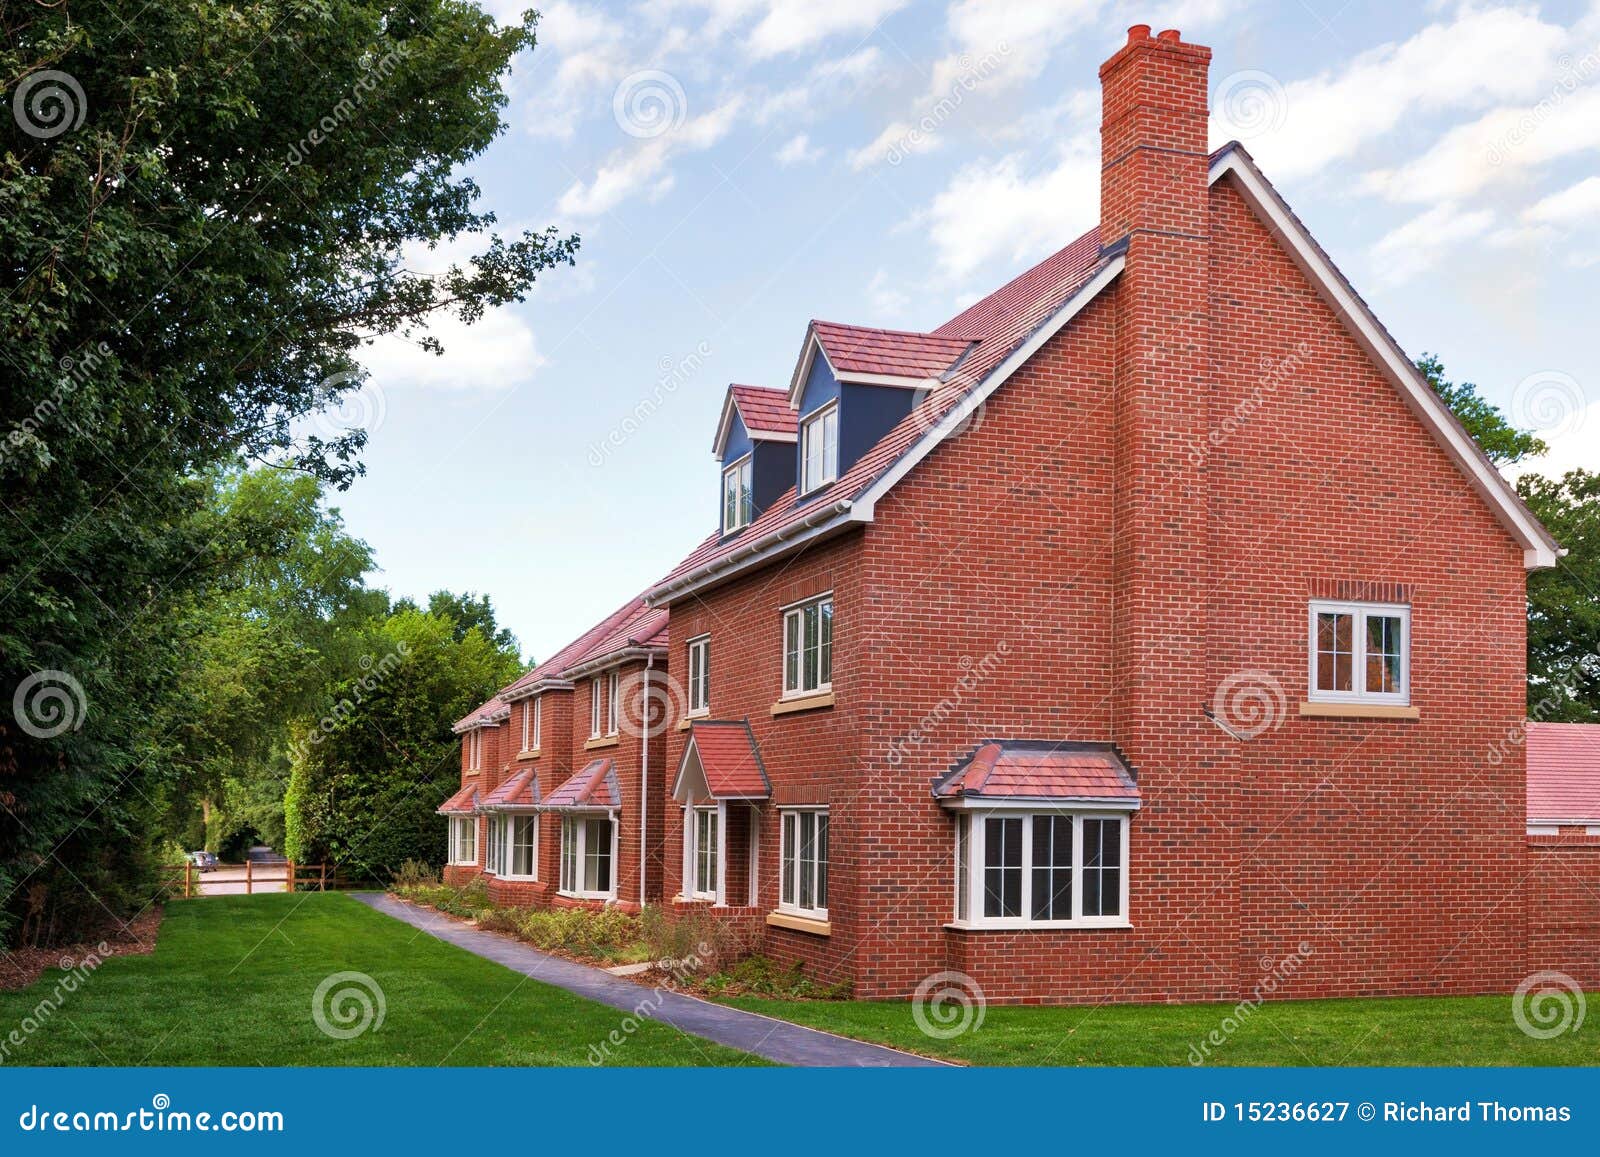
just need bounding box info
[0,905,164,991]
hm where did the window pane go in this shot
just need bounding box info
[816,813,829,910]
[983,817,1022,918]
[1030,815,1073,921]
[1316,612,1353,692]
[1082,818,1122,918]
[822,409,838,480]
[798,812,815,909]
[955,815,970,922]
[784,613,799,692]
[584,818,611,893]
[1366,614,1403,694]
[819,601,833,687]
[802,604,819,691]
[781,813,796,906]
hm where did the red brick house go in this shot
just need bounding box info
[437,26,1581,1004]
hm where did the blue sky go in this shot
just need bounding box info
[332,0,1600,663]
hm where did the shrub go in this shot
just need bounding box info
[701,955,852,1001]
[639,905,758,975]
[391,859,439,888]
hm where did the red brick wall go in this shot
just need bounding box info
[1528,834,1600,988]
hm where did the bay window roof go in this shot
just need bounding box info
[933,741,1140,807]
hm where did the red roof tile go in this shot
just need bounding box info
[453,698,509,732]
[437,782,480,815]
[729,384,797,438]
[482,766,540,810]
[677,720,771,799]
[933,741,1140,804]
[650,231,1113,597]
[499,595,656,699]
[1527,722,1600,823]
[544,758,620,810]
[811,320,975,380]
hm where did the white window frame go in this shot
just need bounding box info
[722,454,754,534]
[466,728,483,771]
[684,804,723,903]
[1307,600,1410,706]
[782,594,833,699]
[448,816,477,866]
[559,812,617,900]
[799,401,839,495]
[521,696,541,753]
[687,635,710,717]
[778,807,829,919]
[606,670,620,736]
[950,808,1131,930]
[485,812,505,875]
[503,814,539,880]
[589,677,602,739]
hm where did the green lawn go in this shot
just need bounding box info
[0,893,756,1066]
[723,991,1600,1066]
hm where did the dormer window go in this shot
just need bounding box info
[722,455,753,533]
[800,402,838,495]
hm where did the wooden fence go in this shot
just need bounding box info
[158,861,340,898]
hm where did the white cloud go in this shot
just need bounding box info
[746,0,910,58]
[1525,175,1600,225]
[775,133,823,165]
[917,146,1099,281]
[359,309,546,392]
[867,268,910,317]
[1369,202,1495,283]
[1222,5,1567,181]
[556,98,745,217]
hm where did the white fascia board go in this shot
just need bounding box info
[1208,150,1560,570]
[499,678,573,703]
[644,498,856,606]
[836,371,940,389]
[786,326,827,407]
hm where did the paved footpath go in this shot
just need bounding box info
[353,892,947,1067]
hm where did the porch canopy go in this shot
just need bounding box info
[482,766,540,811]
[544,757,621,811]
[932,741,1140,808]
[436,783,480,816]
[673,720,771,804]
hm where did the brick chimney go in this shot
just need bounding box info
[1099,25,1212,248]
[1099,26,1237,941]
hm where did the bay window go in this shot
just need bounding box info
[506,815,538,879]
[686,806,719,901]
[1308,600,1409,704]
[560,814,615,899]
[779,808,829,919]
[952,810,1129,928]
[782,595,833,698]
[485,813,504,875]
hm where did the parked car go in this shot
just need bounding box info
[187,850,218,873]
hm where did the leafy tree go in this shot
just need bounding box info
[283,609,522,875]
[1416,354,1547,466]
[423,590,522,655]
[1518,471,1600,721]
[0,1,574,944]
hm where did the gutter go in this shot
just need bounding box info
[645,497,855,607]
[561,644,667,683]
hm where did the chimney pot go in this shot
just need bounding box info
[1157,28,1181,43]
[1126,24,1151,44]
